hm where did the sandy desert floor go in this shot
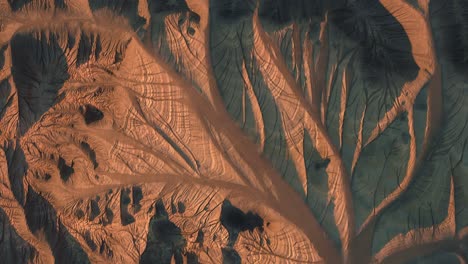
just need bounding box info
[0,0,467,263]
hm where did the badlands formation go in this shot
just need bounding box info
[0,0,467,263]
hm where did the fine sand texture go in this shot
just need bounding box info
[0,0,467,263]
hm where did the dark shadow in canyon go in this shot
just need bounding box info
[140,199,186,264]
[10,32,69,135]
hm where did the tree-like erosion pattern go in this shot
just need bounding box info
[0,0,467,263]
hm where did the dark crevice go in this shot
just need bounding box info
[80,142,99,169]
[329,0,419,83]
[0,80,13,122]
[88,199,100,221]
[120,188,135,226]
[54,0,65,9]
[84,230,97,251]
[88,0,146,30]
[314,158,331,170]
[58,157,74,182]
[0,208,38,263]
[177,202,186,214]
[94,35,102,60]
[186,252,199,264]
[114,50,124,64]
[99,241,113,258]
[75,209,85,220]
[24,187,90,263]
[220,200,263,247]
[431,0,468,73]
[140,199,186,264]
[11,32,69,134]
[4,143,27,205]
[148,0,189,15]
[222,247,241,264]
[81,104,104,125]
[77,33,94,66]
[0,45,7,69]
[211,0,255,21]
[101,207,114,226]
[195,230,204,245]
[258,0,324,26]
[132,186,143,213]
[7,0,31,11]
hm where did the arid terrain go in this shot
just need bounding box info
[0,0,467,263]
